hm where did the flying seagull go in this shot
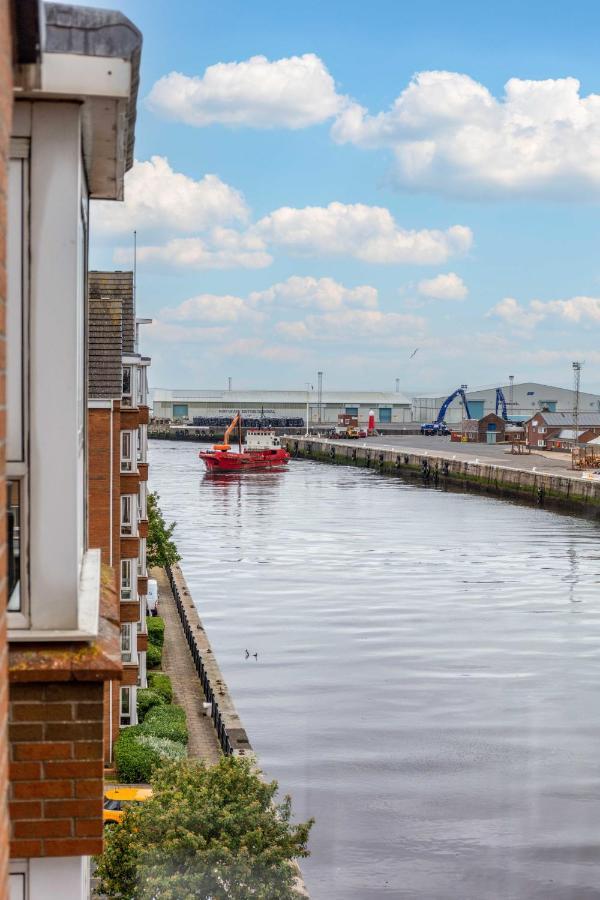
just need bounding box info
[409,348,419,359]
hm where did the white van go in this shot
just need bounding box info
[146,578,158,616]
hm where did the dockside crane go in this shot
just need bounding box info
[421,388,472,435]
[495,387,509,420]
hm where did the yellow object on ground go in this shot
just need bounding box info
[103,785,152,825]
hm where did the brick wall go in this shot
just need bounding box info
[89,406,123,762]
[0,0,12,891]
[9,682,104,858]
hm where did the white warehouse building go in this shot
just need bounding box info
[152,388,413,425]
[412,382,600,425]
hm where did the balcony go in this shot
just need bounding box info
[138,405,150,425]
[120,535,140,559]
[120,471,140,495]
[137,575,148,595]
[121,664,139,686]
[120,601,140,623]
[138,462,149,482]
[120,407,140,429]
[138,519,149,539]
[137,632,148,652]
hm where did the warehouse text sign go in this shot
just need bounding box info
[218,408,277,415]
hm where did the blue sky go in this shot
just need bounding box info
[89,0,600,394]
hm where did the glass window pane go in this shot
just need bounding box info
[7,480,21,611]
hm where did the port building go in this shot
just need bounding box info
[412,382,600,425]
[153,388,413,425]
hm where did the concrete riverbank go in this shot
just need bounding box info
[286,436,600,515]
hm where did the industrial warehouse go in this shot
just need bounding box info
[152,381,600,431]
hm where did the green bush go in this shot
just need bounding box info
[114,726,185,783]
[147,672,173,703]
[136,688,166,723]
[146,643,162,670]
[114,727,159,784]
[142,704,188,746]
[146,616,164,649]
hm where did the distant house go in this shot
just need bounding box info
[526,412,600,449]
[462,413,507,443]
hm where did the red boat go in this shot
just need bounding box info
[199,413,290,472]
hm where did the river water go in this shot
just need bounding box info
[149,441,600,900]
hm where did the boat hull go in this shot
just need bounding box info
[199,448,290,472]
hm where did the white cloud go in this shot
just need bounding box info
[417,272,467,300]
[159,294,263,325]
[275,308,426,344]
[92,156,248,234]
[254,202,472,264]
[487,297,545,330]
[248,275,378,310]
[147,54,345,129]
[332,70,600,198]
[489,294,600,330]
[116,229,273,270]
[144,322,229,344]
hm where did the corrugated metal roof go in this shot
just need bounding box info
[152,388,411,405]
[556,429,585,439]
[533,412,600,426]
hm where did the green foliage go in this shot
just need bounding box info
[137,688,166,723]
[147,672,173,703]
[114,726,158,784]
[114,725,184,783]
[146,642,162,670]
[147,491,181,569]
[146,616,165,648]
[137,734,186,762]
[142,704,188,745]
[95,756,314,900]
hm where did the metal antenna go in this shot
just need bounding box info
[133,230,137,304]
[317,371,323,425]
[573,361,581,467]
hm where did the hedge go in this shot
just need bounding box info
[147,616,165,649]
[137,688,166,723]
[146,643,162,670]
[142,704,188,746]
[114,726,185,783]
[147,672,173,703]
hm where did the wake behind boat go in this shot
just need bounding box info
[199,412,290,472]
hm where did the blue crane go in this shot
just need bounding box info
[421,388,472,435]
[495,387,508,420]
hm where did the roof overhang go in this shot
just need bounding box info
[14,3,142,200]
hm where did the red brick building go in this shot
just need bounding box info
[88,272,151,765]
[4,4,142,897]
[526,412,600,449]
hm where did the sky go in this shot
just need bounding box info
[88,0,600,395]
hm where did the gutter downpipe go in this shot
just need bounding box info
[108,400,114,762]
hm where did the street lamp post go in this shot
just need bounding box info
[304,382,313,436]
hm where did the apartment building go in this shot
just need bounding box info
[88,271,151,765]
[5,4,142,897]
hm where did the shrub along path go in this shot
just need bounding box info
[153,566,220,764]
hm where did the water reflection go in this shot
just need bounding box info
[151,441,600,900]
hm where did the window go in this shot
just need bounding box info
[121,558,133,601]
[121,495,136,536]
[539,427,546,434]
[122,365,133,406]
[7,480,22,612]
[538,440,546,447]
[120,686,132,726]
[345,407,358,416]
[121,430,134,472]
[173,403,188,419]
[121,623,133,662]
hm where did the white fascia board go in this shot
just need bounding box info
[41,53,131,99]
[122,354,142,364]
[9,549,101,642]
[88,399,114,409]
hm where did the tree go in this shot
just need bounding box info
[147,491,181,569]
[95,757,313,899]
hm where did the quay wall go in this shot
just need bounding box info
[165,563,253,757]
[286,437,600,515]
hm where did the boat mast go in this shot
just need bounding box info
[238,409,242,453]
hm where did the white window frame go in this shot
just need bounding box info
[120,685,132,726]
[7,144,30,628]
[120,429,135,472]
[120,494,137,536]
[120,558,134,601]
[122,365,133,407]
[121,622,133,662]
[538,440,546,447]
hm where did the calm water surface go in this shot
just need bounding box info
[150,441,600,900]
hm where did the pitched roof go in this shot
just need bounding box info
[89,270,135,353]
[88,297,123,399]
[531,412,600,426]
